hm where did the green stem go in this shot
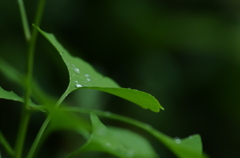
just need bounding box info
[0,132,15,157]
[18,0,31,41]
[56,89,70,107]
[25,0,46,111]
[15,0,47,157]
[26,116,51,158]
[14,111,31,158]
[26,90,69,158]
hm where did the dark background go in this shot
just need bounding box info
[1,0,240,157]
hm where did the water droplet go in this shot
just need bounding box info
[76,84,83,88]
[174,137,181,144]
[86,78,91,81]
[188,135,193,139]
[105,142,111,146]
[84,74,90,77]
[74,68,80,73]
[75,81,83,88]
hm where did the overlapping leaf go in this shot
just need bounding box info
[36,26,163,112]
[65,107,203,158]
[67,113,157,158]
[44,106,91,138]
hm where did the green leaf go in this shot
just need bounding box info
[36,26,163,112]
[67,113,158,158]
[90,87,162,112]
[0,86,24,102]
[107,127,158,158]
[0,86,37,108]
[152,132,202,158]
[65,107,203,158]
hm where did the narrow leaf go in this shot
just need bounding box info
[0,86,24,102]
[0,58,24,86]
[0,132,14,157]
[36,26,163,112]
[0,86,38,108]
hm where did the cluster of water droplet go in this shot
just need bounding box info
[68,63,94,88]
[84,74,91,82]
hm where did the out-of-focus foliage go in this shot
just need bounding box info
[1,0,240,157]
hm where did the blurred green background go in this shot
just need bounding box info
[1,0,240,157]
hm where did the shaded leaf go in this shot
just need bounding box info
[65,107,203,158]
[67,113,158,158]
[0,58,54,107]
[44,106,91,138]
[0,132,14,157]
[36,26,163,112]
[0,58,24,86]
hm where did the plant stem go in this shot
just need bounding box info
[0,132,15,157]
[14,111,31,158]
[15,0,47,157]
[18,0,31,42]
[26,90,69,158]
[25,0,46,111]
[26,116,51,158]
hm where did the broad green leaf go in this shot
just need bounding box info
[67,113,157,158]
[36,26,163,112]
[65,107,203,158]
